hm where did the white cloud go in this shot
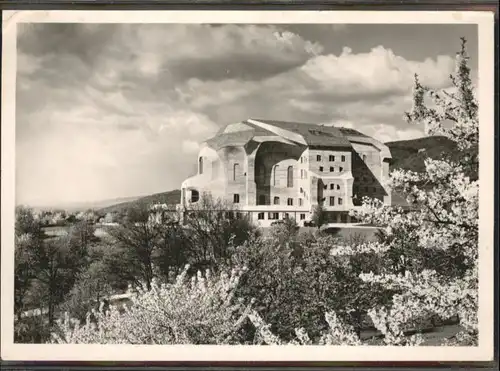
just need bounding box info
[297,46,455,96]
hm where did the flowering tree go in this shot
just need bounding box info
[349,37,479,345]
[52,266,252,344]
[248,38,479,346]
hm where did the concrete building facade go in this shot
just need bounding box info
[179,119,392,227]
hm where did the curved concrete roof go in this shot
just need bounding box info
[203,119,389,155]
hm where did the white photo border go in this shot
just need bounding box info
[1,9,495,362]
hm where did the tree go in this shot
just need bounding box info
[30,236,85,326]
[14,207,46,321]
[106,202,162,291]
[311,202,327,229]
[152,220,190,282]
[348,38,479,345]
[233,232,387,342]
[183,193,258,269]
[60,260,113,322]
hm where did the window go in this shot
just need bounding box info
[330,184,334,190]
[258,212,265,220]
[323,184,327,190]
[268,212,279,220]
[300,187,303,193]
[233,163,240,181]
[191,190,199,203]
[299,198,303,206]
[329,155,335,161]
[283,213,289,219]
[329,197,335,206]
[273,165,279,186]
[287,198,293,206]
[225,212,234,220]
[337,184,340,190]
[259,195,266,205]
[330,166,334,172]
[199,157,204,174]
[339,167,343,172]
[300,169,304,179]
[317,155,321,161]
[300,213,306,220]
[274,196,280,205]
[341,155,346,162]
[362,154,367,162]
[338,198,343,205]
[233,194,240,204]
[300,157,303,164]
[319,166,324,172]
[287,166,293,188]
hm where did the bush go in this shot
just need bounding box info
[51,266,251,344]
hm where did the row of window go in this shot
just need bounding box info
[272,197,304,206]
[317,155,346,162]
[324,183,341,191]
[207,189,377,206]
[300,154,347,164]
[319,166,344,173]
[258,212,307,220]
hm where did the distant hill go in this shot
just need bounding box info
[29,195,142,213]
[386,135,459,173]
[99,189,181,214]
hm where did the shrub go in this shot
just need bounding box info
[51,266,251,344]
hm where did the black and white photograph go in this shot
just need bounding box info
[1,10,495,362]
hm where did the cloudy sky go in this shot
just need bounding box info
[16,23,478,207]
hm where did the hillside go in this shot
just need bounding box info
[386,135,459,173]
[99,189,181,214]
[386,135,461,207]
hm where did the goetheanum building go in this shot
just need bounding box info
[179,119,392,227]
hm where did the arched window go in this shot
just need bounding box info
[199,157,203,174]
[233,163,240,181]
[273,165,279,186]
[287,166,293,188]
